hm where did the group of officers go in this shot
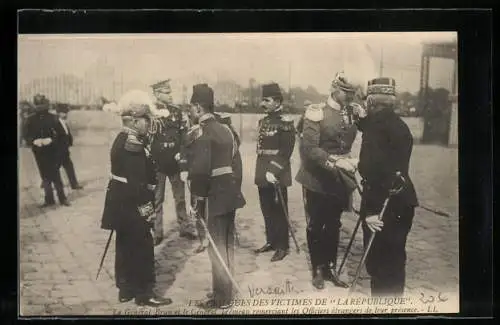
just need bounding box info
[23,96,84,207]
[94,71,419,309]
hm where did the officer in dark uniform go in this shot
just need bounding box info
[182,111,244,254]
[54,104,84,190]
[24,94,70,207]
[185,84,246,309]
[100,90,172,307]
[295,72,359,289]
[149,79,196,245]
[353,77,419,297]
[254,83,296,262]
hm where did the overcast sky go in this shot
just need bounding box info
[18,32,457,100]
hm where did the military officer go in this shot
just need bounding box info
[185,84,246,309]
[182,111,244,254]
[295,72,359,289]
[254,82,296,262]
[149,79,197,245]
[353,77,419,297]
[24,94,70,207]
[100,90,172,307]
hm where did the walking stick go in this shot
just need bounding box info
[274,183,300,253]
[197,200,243,296]
[348,172,405,295]
[96,230,114,280]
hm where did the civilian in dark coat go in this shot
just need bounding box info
[354,77,419,297]
[54,104,83,189]
[24,94,69,207]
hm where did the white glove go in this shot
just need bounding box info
[335,158,356,173]
[265,172,277,184]
[351,102,367,118]
[33,139,43,147]
[180,171,188,182]
[365,215,384,232]
[174,152,181,161]
[344,158,359,169]
[146,214,156,223]
[41,138,52,146]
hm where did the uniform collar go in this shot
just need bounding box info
[199,113,215,124]
[326,96,342,111]
[122,126,139,136]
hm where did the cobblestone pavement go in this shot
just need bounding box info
[19,137,459,316]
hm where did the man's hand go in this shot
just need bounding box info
[351,102,367,118]
[42,138,53,146]
[265,172,277,184]
[180,171,188,182]
[335,158,356,173]
[174,152,181,161]
[365,215,384,232]
[33,139,43,147]
[146,214,156,223]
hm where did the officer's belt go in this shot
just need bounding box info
[110,174,155,190]
[211,166,233,177]
[257,149,279,155]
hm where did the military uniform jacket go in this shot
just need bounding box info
[295,98,358,205]
[357,108,419,215]
[149,104,187,175]
[254,112,296,187]
[101,128,157,231]
[214,113,244,189]
[184,114,246,218]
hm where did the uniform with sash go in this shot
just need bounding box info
[254,83,296,262]
[358,77,419,296]
[295,73,358,288]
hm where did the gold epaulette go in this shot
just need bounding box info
[304,103,325,122]
[124,134,144,152]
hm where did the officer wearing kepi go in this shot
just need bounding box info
[295,72,359,289]
[353,77,419,297]
[149,79,197,245]
[254,82,296,262]
[100,90,172,307]
[185,84,246,309]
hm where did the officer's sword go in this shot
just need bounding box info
[349,172,405,295]
[197,199,243,296]
[337,184,363,276]
[274,183,300,253]
[96,230,114,280]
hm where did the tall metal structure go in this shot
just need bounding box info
[419,40,458,146]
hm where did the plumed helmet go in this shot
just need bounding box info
[118,90,154,119]
[331,71,356,93]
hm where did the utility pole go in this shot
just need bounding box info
[379,46,384,77]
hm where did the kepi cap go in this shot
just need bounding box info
[150,79,172,93]
[367,77,396,96]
